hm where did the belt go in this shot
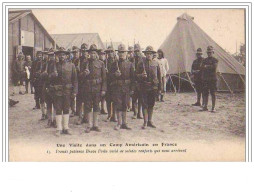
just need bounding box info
[85,78,102,85]
[112,79,131,85]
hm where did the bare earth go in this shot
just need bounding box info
[8,92,246,162]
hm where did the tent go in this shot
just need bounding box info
[51,33,105,50]
[159,13,245,92]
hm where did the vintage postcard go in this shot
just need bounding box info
[5,5,248,162]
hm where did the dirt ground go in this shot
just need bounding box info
[8,91,246,161]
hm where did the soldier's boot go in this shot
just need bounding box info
[110,104,118,122]
[92,112,101,132]
[200,95,208,111]
[121,111,131,130]
[25,83,29,94]
[63,114,71,135]
[85,112,92,133]
[132,102,137,119]
[137,100,143,119]
[114,111,122,130]
[211,93,216,113]
[83,113,88,124]
[160,95,164,102]
[147,108,156,128]
[100,99,107,115]
[40,103,46,120]
[18,85,24,95]
[55,115,63,135]
[33,99,40,110]
[46,108,52,128]
[75,100,81,116]
[142,109,148,129]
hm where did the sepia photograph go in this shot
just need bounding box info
[7,8,246,162]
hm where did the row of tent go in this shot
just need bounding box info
[52,13,245,92]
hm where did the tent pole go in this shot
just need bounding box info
[219,72,233,94]
[168,74,177,95]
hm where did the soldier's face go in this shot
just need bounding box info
[118,51,127,59]
[82,51,89,58]
[49,55,55,61]
[74,52,79,58]
[207,52,213,57]
[196,53,202,58]
[26,56,31,61]
[90,51,97,60]
[59,53,67,61]
[37,54,42,60]
[134,51,140,57]
[145,52,153,60]
[99,54,106,61]
[158,52,163,58]
[108,52,114,58]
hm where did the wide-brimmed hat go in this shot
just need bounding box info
[128,46,134,53]
[54,47,70,54]
[87,44,99,52]
[196,48,203,54]
[98,49,106,55]
[36,51,43,55]
[116,44,128,52]
[134,44,141,52]
[207,46,214,53]
[105,45,114,53]
[48,48,55,55]
[81,43,89,51]
[42,48,50,54]
[142,46,156,54]
[72,46,80,53]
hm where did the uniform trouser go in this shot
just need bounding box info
[25,79,33,93]
[132,90,142,115]
[194,80,204,104]
[54,94,71,115]
[113,90,130,112]
[70,97,75,112]
[203,80,217,107]
[106,90,115,118]
[46,92,55,120]
[34,85,43,105]
[140,90,157,109]
[84,92,101,113]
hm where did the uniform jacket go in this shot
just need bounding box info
[136,58,162,91]
[105,57,116,87]
[30,59,47,86]
[13,60,25,76]
[191,57,204,82]
[202,57,218,81]
[72,57,80,76]
[48,60,78,96]
[80,58,107,93]
[109,58,135,93]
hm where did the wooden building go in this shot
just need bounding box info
[8,10,55,83]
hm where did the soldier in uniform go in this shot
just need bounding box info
[70,46,80,117]
[12,52,26,95]
[76,43,90,125]
[132,43,143,119]
[126,46,135,111]
[31,51,47,115]
[79,44,107,133]
[201,46,218,112]
[136,46,162,129]
[105,46,117,122]
[49,47,78,135]
[110,44,135,130]
[191,48,204,106]
[45,48,57,128]
[98,49,107,115]
[24,55,33,94]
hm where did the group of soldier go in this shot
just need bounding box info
[12,42,218,135]
[12,42,171,135]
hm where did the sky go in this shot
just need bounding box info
[31,9,245,54]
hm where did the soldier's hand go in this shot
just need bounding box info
[115,70,121,77]
[101,91,106,97]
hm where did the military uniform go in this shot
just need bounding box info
[137,46,162,129]
[132,44,143,119]
[80,44,107,133]
[201,46,218,112]
[12,52,26,94]
[31,52,47,110]
[105,46,117,122]
[49,47,78,135]
[191,48,204,106]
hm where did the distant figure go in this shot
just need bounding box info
[201,46,218,112]
[24,55,33,94]
[12,52,26,95]
[191,48,204,106]
[157,49,169,102]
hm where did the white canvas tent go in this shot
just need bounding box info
[159,13,245,92]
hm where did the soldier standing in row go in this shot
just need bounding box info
[127,46,135,112]
[136,46,162,129]
[132,43,143,119]
[70,46,80,117]
[31,51,46,113]
[49,47,78,135]
[80,44,107,133]
[201,46,218,112]
[76,43,90,125]
[191,48,204,106]
[12,52,26,95]
[105,46,118,122]
[45,48,57,128]
[110,44,135,130]
[98,49,108,115]
[24,55,33,94]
